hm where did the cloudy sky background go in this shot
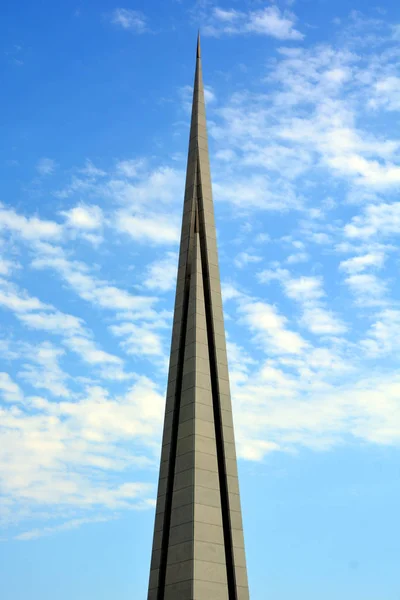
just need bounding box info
[1,1,400,598]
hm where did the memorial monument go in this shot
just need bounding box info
[147,35,250,600]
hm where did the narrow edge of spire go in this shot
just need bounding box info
[197,31,201,58]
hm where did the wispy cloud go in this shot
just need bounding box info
[204,6,304,40]
[144,252,178,292]
[258,269,347,336]
[339,252,385,273]
[15,515,114,541]
[0,376,162,529]
[111,8,148,33]
[238,296,309,356]
[0,204,62,241]
[61,204,103,231]
[18,343,70,398]
[0,372,23,403]
[110,322,165,357]
[36,158,57,176]
[344,273,388,307]
[115,212,180,245]
[234,252,262,269]
[345,203,400,239]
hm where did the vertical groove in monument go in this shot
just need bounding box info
[197,156,237,599]
[147,34,250,600]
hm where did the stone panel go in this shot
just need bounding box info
[234,566,249,589]
[171,486,195,510]
[150,548,161,570]
[236,586,250,600]
[176,434,195,457]
[194,560,228,584]
[194,541,226,565]
[165,559,193,585]
[194,503,223,527]
[195,469,220,491]
[164,580,193,600]
[169,522,194,546]
[194,485,222,508]
[174,469,195,491]
[194,434,220,456]
[193,522,225,545]
[148,568,159,590]
[167,541,194,565]
[170,503,194,528]
[193,579,229,600]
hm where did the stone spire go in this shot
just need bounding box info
[147,34,250,600]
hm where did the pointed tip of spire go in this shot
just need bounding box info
[197,31,201,59]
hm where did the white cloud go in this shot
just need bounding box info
[19,343,69,398]
[116,159,146,178]
[361,309,400,356]
[115,212,180,245]
[221,282,242,303]
[328,155,400,187]
[234,252,262,269]
[238,298,308,355]
[0,377,162,527]
[209,41,400,195]
[283,275,325,302]
[286,251,309,264]
[206,6,304,40]
[282,275,346,334]
[0,276,127,379]
[110,323,165,357]
[61,204,103,230]
[213,8,239,23]
[31,253,158,314]
[0,287,119,389]
[0,204,62,241]
[258,270,347,336]
[232,368,400,459]
[63,336,123,366]
[238,439,280,461]
[0,372,23,402]
[213,175,302,211]
[370,76,400,111]
[216,277,400,459]
[301,306,347,336]
[79,160,106,178]
[204,86,216,105]
[345,203,400,238]
[107,165,183,207]
[246,6,304,40]
[144,252,177,292]
[36,158,56,176]
[215,149,237,162]
[339,252,385,273]
[0,257,18,276]
[344,273,387,306]
[111,8,147,33]
[0,278,49,313]
[19,310,85,336]
[15,515,113,541]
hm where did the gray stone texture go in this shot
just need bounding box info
[147,34,250,600]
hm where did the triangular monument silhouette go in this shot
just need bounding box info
[147,34,250,600]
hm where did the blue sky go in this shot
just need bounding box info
[1,0,400,598]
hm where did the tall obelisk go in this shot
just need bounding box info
[147,35,250,600]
